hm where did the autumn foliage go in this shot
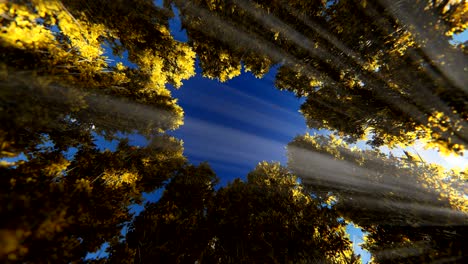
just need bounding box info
[1,0,467,263]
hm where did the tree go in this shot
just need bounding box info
[171,0,468,154]
[1,0,193,261]
[113,161,359,263]
[1,0,197,133]
[207,161,359,263]
[0,132,186,262]
[109,163,218,263]
[287,133,468,263]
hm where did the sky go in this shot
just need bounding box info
[170,66,309,184]
[163,0,311,184]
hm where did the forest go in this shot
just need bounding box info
[1,0,467,263]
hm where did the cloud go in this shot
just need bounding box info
[179,117,287,166]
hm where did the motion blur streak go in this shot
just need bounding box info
[178,0,468,147]
[378,0,468,93]
[288,145,468,226]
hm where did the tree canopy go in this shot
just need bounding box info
[171,0,468,154]
[0,69,187,262]
[3,0,467,153]
[1,0,467,263]
[1,1,192,261]
[287,134,467,263]
[116,162,359,263]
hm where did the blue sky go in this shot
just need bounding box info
[164,1,311,184]
[170,66,309,185]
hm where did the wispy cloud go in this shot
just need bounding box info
[178,117,287,166]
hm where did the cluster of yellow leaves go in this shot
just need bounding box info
[388,30,417,56]
[131,21,196,92]
[217,51,241,82]
[362,56,381,72]
[428,111,452,134]
[42,156,70,177]
[33,0,105,60]
[244,55,272,78]
[194,41,242,82]
[250,161,312,204]
[309,78,323,88]
[139,50,168,93]
[0,0,111,84]
[418,111,465,155]
[360,110,464,156]
[300,133,346,160]
[433,166,468,213]
[167,44,197,86]
[443,0,468,36]
[0,2,57,50]
[205,0,222,11]
[101,169,140,189]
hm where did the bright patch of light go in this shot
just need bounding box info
[410,140,467,170]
